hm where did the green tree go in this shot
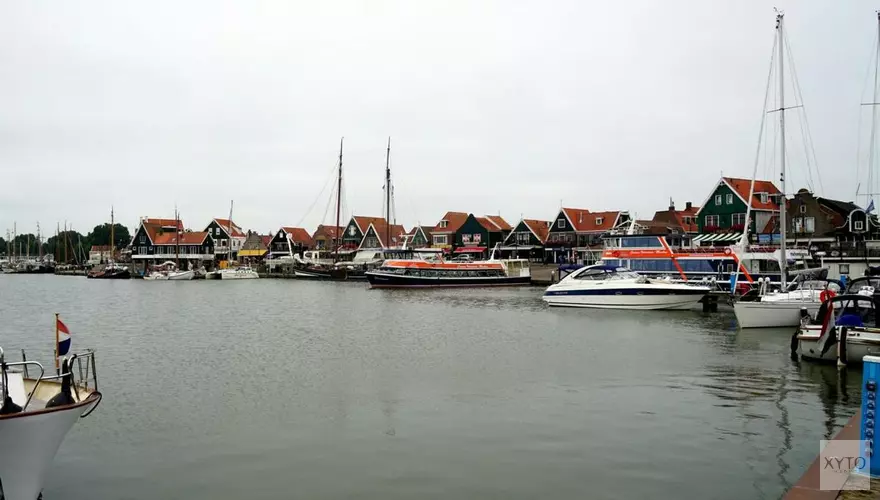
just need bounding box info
[46,230,88,264]
[0,237,6,256]
[87,223,130,250]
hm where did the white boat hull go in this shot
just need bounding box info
[219,270,259,280]
[799,330,880,363]
[733,301,820,328]
[543,292,706,310]
[167,270,194,280]
[0,397,100,500]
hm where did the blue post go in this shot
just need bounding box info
[860,355,880,477]
[729,273,737,295]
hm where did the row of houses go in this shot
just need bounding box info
[105,175,880,268]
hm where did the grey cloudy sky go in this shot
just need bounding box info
[1,0,877,236]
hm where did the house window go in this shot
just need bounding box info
[557,218,566,229]
[856,220,865,231]
[139,235,145,244]
[839,264,850,275]
[214,227,219,236]
[804,217,815,233]
[595,217,604,225]
[759,193,769,204]
[799,205,807,214]
[516,232,530,245]
[714,195,721,206]
[704,215,719,227]
[792,217,803,233]
[726,194,733,205]
[433,234,448,245]
[682,217,691,225]
[139,246,146,254]
[439,220,448,229]
[731,213,746,227]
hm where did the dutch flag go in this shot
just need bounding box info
[57,318,71,356]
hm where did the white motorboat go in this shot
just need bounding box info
[0,347,101,500]
[218,266,259,280]
[143,261,194,281]
[797,294,880,364]
[542,265,710,310]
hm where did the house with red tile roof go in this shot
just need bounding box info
[693,177,781,245]
[238,231,270,263]
[501,218,551,260]
[545,208,630,263]
[651,200,700,234]
[204,218,247,260]
[312,225,342,251]
[341,216,386,250]
[268,227,314,257]
[130,217,215,273]
[359,222,408,249]
[430,211,469,249]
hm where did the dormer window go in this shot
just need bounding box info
[595,217,604,225]
[758,192,769,204]
[439,220,448,229]
[799,205,807,214]
[856,220,865,231]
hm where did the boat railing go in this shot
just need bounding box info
[0,348,98,412]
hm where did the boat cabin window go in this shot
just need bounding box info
[575,268,608,280]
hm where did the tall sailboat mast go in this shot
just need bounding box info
[776,12,788,287]
[385,137,391,248]
[175,207,181,268]
[335,137,344,263]
[227,200,234,263]
[110,207,116,262]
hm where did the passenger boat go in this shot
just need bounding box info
[542,265,710,310]
[797,293,880,364]
[0,347,101,500]
[365,256,531,288]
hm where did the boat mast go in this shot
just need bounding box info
[37,222,42,259]
[110,207,115,262]
[227,200,234,263]
[776,12,788,287]
[385,136,391,248]
[335,137,344,263]
[175,207,180,268]
[867,12,880,209]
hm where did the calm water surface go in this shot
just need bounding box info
[0,275,862,499]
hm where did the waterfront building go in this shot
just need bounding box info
[88,245,113,265]
[204,218,246,261]
[500,219,550,260]
[431,211,469,250]
[130,217,214,272]
[312,225,342,251]
[268,227,314,258]
[359,221,407,249]
[341,216,385,252]
[545,208,629,264]
[403,226,432,249]
[238,231,270,265]
[693,177,780,246]
[651,200,699,234]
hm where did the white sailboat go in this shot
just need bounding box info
[214,201,259,280]
[733,12,824,328]
[143,210,194,281]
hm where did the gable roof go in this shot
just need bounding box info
[522,219,551,243]
[211,218,245,238]
[351,216,386,234]
[485,215,512,231]
[153,231,210,245]
[560,208,622,233]
[652,204,700,233]
[364,222,408,248]
[312,225,342,240]
[143,218,184,230]
[432,211,469,234]
[818,197,862,216]
[260,235,272,247]
[720,177,781,210]
[280,227,314,247]
[138,218,186,245]
[90,245,112,252]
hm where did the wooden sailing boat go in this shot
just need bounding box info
[87,207,131,279]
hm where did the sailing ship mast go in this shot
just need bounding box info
[334,137,344,263]
[110,207,116,263]
[226,200,234,264]
[175,207,180,269]
[385,137,391,248]
[776,12,788,287]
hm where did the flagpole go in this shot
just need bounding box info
[54,312,60,375]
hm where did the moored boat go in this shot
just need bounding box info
[366,257,530,288]
[86,262,131,279]
[0,343,101,500]
[217,266,259,279]
[797,294,880,364]
[542,264,710,310]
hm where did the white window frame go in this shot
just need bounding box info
[726,194,734,205]
[595,217,604,225]
[759,193,769,204]
[715,195,722,206]
[804,217,815,233]
[439,220,448,229]
[705,215,719,227]
[557,218,566,229]
[433,234,448,245]
[731,213,746,227]
[840,264,850,275]
[855,220,865,231]
[799,205,807,214]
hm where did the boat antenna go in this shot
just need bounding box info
[335,137,343,263]
[385,136,392,248]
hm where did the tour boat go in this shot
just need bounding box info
[0,347,101,500]
[797,294,880,364]
[542,265,710,310]
[365,257,531,288]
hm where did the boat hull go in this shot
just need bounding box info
[733,301,819,328]
[366,272,531,288]
[0,393,100,500]
[86,269,131,279]
[542,288,707,310]
[799,331,880,363]
[168,270,194,280]
[219,270,259,280]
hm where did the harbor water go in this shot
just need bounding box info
[0,275,863,499]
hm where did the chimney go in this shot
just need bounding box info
[668,197,675,211]
[685,201,692,210]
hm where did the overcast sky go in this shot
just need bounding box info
[1,0,878,237]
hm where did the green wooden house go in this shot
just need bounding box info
[501,219,550,260]
[694,177,781,244]
[406,226,432,248]
[453,214,512,256]
[341,216,384,250]
[203,218,246,260]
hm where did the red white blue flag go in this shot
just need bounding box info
[57,318,71,356]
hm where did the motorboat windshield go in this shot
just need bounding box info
[570,265,644,281]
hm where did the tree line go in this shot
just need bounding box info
[1,224,131,263]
